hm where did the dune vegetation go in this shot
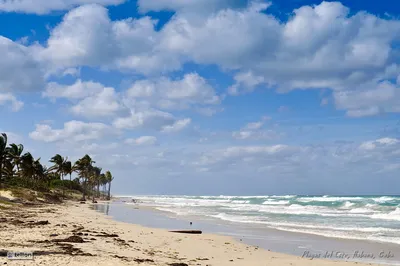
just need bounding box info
[0,132,114,202]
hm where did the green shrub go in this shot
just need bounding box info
[50,179,81,191]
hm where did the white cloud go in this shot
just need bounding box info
[126,73,220,110]
[0,0,125,14]
[30,1,400,117]
[232,118,279,140]
[228,71,266,95]
[29,120,111,142]
[334,80,400,117]
[125,136,157,146]
[37,5,170,75]
[245,121,264,130]
[70,87,122,118]
[4,1,400,118]
[159,2,275,69]
[346,107,380,118]
[195,144,295,166]
[62,67,81,77]
[0,93,23,111]
[232,130,279,140]
[161,118,191,133]
[0,36,44,92]
[359,138,399,150]
[158,1,400,116]
[137,0,247,13]
[39,5,118,69]
[43,79,125,118]
[43,79,104,100]
[113,109,176,130]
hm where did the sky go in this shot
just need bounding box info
[0,0,400,196]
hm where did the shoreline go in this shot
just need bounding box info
[0,200,390,265]
[0,200,386,265]
[133,203,399,247]
[94,201,400,265]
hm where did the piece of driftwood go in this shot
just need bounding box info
[169,230,202,234]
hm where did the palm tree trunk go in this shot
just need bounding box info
[61,174,65,196]
[97,180,100,197]
[0,157,3,184]
[107,181,111,200]
[82,177,87,201]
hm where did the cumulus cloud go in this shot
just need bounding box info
[334,79,400,117]
[43,80,104,100]
[70,87,123,118]
[192,137,400,178]
[137,0,248,14]
[29,120,112,142]
[0,37,44,92]
[126,73,221,111]
[0,93,23,111]
[43,80,125,118]
[3,1,400,120]
[195,144,298,167]
[161,118,191,133]
[113,109,176,130]
[0,0,125,14]
[228,71,267,95]
[158,1,400,116]
[37,5,174,75]
[232,119,280,140]
[359,137,399,150]
[125,136,157,146]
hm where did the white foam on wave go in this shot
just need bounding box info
[266,222,399,233]
[297,196,364,202]
[340,201,355,209]
[262,200,290,205]
[371,208,400,221]
[373,196,397,203]
[348,207,376,214]
[270,195,296,199]
[132,195,400,246]
[268,226,400,245]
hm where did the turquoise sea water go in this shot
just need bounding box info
[119,195,400,245]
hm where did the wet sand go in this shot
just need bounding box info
[0,200,385,265]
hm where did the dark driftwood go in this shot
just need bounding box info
[169,230,202,234]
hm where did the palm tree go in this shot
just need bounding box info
[20,152,35,186]
[2,158,14,181]
[105,171,114,200]
[49,154,67,195]
[90,166,102,202]
[33,158,47,184]
[64,161,72,182]
[74,154,95,201]
[49,154,66,179]
[99,173,106,198]
[6,143,24,173]
[0,133,8,183]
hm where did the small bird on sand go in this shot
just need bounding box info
[190,222,192,226]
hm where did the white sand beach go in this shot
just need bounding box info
[0,200,383,266]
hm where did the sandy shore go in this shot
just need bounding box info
[0,201,382,266]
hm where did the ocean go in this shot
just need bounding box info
[121,195,400,246]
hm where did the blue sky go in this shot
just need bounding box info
[0,0,400,195]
